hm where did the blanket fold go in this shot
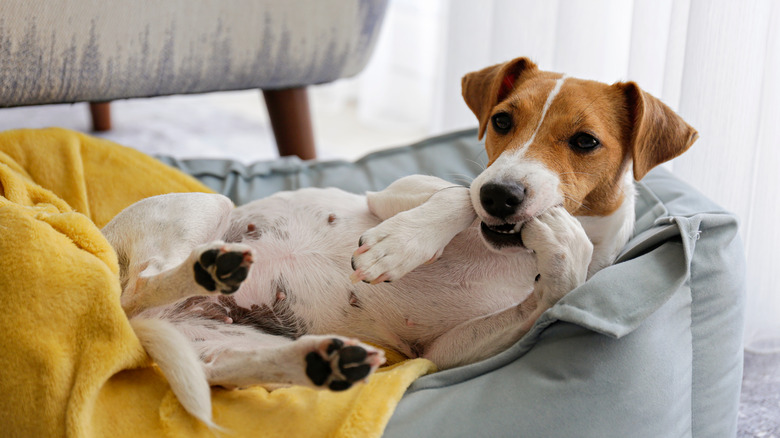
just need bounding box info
[0,128,434,438]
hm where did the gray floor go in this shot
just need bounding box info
[739,351,780,437]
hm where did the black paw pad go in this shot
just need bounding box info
[195,247,252,294]
[305,352,332,386]
[199,249,219,267]
[306,339,375,391]
[339,346,367,364]
[326,338,344,355]
[328,380,352,391]
[194,261,216,291]
[341,364,371,381]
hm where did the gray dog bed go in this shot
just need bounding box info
[160,129,765,437]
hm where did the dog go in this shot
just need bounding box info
[102,57,697,427]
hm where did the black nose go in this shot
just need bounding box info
[480,182,525,220]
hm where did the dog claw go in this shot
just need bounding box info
[370,273,390,285]
[350,269,365,284]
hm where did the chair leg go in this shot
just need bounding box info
[89,102,112,132]
[262,87,317,160]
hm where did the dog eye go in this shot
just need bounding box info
[491,112,513,134]
[568,132,600,151]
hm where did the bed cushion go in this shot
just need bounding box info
[162,128,746,437]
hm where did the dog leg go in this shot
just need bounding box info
[422,294,543,369]
[521,206,593,307]
[352,176,476,283]
[102,193,250,317]
[423,206,592,369]
[122,242,253,317]
[174,319,386,390]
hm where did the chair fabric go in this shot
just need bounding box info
[0,0,388,107]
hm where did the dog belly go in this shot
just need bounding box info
[181,187,536,359]
[339,228,537,357]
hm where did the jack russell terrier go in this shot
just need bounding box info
[102,57,698,427]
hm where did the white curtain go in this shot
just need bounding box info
[332,0,779,352]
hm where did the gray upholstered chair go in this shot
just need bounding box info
[0,0,388,159]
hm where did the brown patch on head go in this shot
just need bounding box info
[461,58,698,217]
[461,57,538,141]
[616,82,698,180]
[521,78,633,216]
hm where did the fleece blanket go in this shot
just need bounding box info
[0,128,435,437]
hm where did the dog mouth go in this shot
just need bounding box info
[480,221,525,249]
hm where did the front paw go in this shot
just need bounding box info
[193,241,254,294]
[304,336,386,391]
[350,219,443,284]
[521,207,593,305]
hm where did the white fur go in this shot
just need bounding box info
[103,73,641,427]
[130,317,221,430]
[470,150,563,230]
[104,176,602,424]
[519,74,568,151]
[576,172,637,277]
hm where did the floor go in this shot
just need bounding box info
[739,351,780,437]
[0,88,428,163]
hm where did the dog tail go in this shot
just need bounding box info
[130,317,223,431]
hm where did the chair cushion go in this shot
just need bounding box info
[0,0,387,106]
[163,128,746,437]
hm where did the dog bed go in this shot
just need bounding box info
[161,128,746,437]
[0,127,744,437]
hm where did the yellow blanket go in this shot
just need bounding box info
[0,128,435,437]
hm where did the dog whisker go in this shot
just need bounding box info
[557,171,599,177]
[561,191,592,211]
[447,173,475,186]
[466,158,488,171]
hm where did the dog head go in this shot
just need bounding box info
[462,57,698,252]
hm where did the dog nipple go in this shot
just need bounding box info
[405,318,415,327]
[328,213,337,225]
[246,223,262,239]
[276,290,286,302]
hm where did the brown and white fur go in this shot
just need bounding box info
[102,57,697,427]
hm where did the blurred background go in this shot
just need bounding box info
[1,0,777,352]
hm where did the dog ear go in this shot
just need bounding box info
[617,82,699,180]
[461,57,538,139]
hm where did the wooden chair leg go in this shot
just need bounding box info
[262,87,317,160]
[89,102,112,132]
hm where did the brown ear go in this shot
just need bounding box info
[461,57,537,139]
[617,82,699,180]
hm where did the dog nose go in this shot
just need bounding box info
[480,182,525,220]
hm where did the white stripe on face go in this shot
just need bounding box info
[519,74,568,153]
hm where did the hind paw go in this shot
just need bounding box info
[304,337,385,391]
[193,242,254,294]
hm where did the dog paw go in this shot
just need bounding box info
[193,242,254,294]
[304,337,385,391]
[521,207,593,304]
[350,221,443,284]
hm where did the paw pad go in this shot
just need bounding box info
[305,338,380,391]
[194,246,252,294]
